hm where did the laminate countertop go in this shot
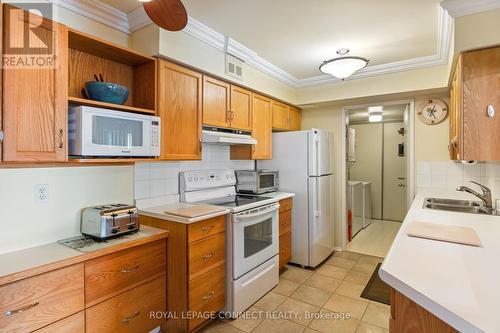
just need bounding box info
[379,188,500,333]
[0,226,168,286]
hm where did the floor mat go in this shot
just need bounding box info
[360,263,390,305]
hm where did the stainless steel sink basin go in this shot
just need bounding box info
[423,202,490,215]
[423,197,482,207]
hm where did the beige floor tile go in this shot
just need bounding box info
[303,329,322,333]
[253,292,287,311]
[290,284,332,307]
[333,251,362,261]
[224,307,265,332]
[343,270,372,286]
[200,320,245,333]
[357,255,384,265]
[273,277,302,296]
[323,294,369,319]
[355,322,389,333]
[351,261,379,275]
[276,298,320,326]
[325,256,357,270]
[281,266,313,284]
[345,221,400,258]
[361,303,391,329]
[308,310,360,333]
[304,273,342,293]
[252,318,306,333]
[315,264,349,280]
[334,281,369,303]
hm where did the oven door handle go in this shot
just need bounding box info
[234,204,280,221]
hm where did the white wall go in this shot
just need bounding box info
[0,166,133,254]
[134,144,254,202]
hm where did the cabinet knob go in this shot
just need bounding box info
[487,105,495,118]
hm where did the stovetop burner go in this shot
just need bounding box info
[197,195,269,208]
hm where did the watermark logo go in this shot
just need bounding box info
[3,2,57,69]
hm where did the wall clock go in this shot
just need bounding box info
[418,99,448,125]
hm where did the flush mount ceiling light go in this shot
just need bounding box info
[319,48,369,80]
[368,106,383,122]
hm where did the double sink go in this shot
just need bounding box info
[423,198,492,215]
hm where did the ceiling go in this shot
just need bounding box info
[101,0,442,80]
[349,104,407,123]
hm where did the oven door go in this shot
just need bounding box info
[257,172,278,193]
[232,203,279,279]
[80,108,152,156]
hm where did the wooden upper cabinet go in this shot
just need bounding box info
[272,100,290,130]
[450,47,500,161]
[231,93,272,160]
[289,106,302,131]
[157,60,202,160]
[203,76,230,128]
[2,6,68,162]
[230,85,252,131]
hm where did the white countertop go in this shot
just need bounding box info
[139,202,230,224]
[379,188,500,333]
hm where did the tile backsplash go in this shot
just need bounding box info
[417,161,500,199]
[134,144,254,201]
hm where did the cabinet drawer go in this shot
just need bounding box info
[34,312,84,333]
[189,232,225,280]
[86,275,166,333]
[188,265,225,331]
[85,240,166,306]
[0,264,84,333]
[279,198,293,212]
[279,210,292,235]
[279,232,292,268]
[188,216,225,243]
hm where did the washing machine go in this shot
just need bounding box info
[362,182,372,228]
[348,181,363,238]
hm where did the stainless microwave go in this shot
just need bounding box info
[235,170,279,194]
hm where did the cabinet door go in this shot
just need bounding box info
[252,94,272,159]
[203,76,230,128]
[289,106,302,131]
[230,85,252,131]
[3,6,68,162]
[272,100,289,130]
[462,47,500,161]
[158,60,202,160]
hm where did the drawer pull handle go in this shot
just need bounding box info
[121,264,140,274]
[202,291,215,300]
[202,251,216,262]
[201,225,214,233]
[122,311,140,324]
[4,302,39,317]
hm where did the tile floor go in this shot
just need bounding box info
[345,220,401,258]
[199,251,389,333]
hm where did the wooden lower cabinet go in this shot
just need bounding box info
[140,214,227,332]
[34,312,85,333]
[278,198,293,269]
[390,288,458,333]
[86,276,166,333]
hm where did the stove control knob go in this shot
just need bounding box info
[194,177,198,182]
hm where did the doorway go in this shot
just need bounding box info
[342,102,413,257]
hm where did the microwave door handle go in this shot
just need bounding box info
[234,204,280,221]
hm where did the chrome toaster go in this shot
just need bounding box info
[81,204,139,240]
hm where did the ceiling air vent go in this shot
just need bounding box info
[225,53,244,81]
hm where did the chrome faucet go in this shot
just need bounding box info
[456,181,493,212]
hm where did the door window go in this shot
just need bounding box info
[92,116,143,147]
[244,217,273,258]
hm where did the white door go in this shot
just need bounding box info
[308,175,334,267]
[309,129,332,176]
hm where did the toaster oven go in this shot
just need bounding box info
[235,170,279,194]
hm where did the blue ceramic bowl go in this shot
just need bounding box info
[84,81,129,105]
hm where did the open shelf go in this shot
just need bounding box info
[68,97,156,115]
[67,28,157,115]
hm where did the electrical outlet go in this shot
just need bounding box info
[35,184,49,203]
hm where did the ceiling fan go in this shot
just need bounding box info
[141,0,188,32]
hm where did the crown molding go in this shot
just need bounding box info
[440,0,500,17]
[55,0,129,33]
[55,0,454,89]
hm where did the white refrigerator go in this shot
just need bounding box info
[259,129,334,267]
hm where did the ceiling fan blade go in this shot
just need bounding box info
[143,0,188,32]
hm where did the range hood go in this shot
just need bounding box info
[202,127,257,145]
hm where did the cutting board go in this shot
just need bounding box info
[164,204,226,218]
[407,221,482,247]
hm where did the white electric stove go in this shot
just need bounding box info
[180,169,280,315]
